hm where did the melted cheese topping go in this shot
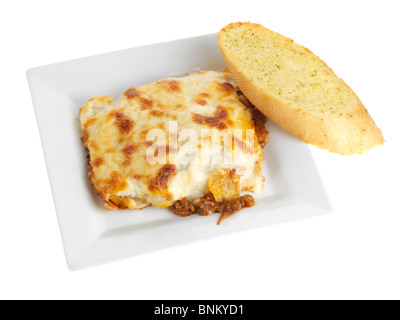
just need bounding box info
[80,71,266,210]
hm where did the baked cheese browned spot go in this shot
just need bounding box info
[172,193,255,224]
[218,22,384,155]
[104,172,129,198]
[148,164,177,192]
[122,144,137,166]
[219,82,235,93]
[199,92,210,98]
[214,105,228,119]
[93,157,104,167]
[208,169,241,202]
[111,111,135,134]
[194,99,207,106]
[139,97,153,110]
[217,194,255,224]
[158,79,181,92]
[123,87,154,109]
[250,106,269,148]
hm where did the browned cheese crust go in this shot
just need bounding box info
[218,22,384,155]
[80,70,268,223]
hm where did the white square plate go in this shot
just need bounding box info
[27,33,331,270]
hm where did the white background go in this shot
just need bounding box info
[1,0,399,300]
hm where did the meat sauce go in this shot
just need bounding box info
[171,193,255,225]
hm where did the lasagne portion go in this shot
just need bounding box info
[80,70,268,224]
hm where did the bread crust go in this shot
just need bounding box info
[218,22,384,155]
